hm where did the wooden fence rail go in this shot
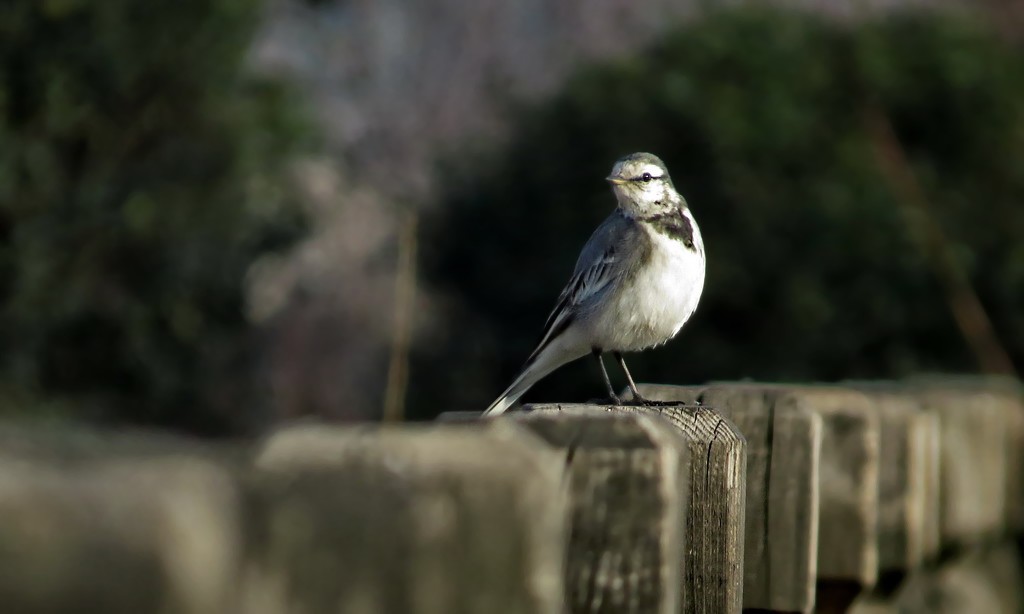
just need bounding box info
[0,377,1021,614]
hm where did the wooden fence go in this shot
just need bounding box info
[0,377,1021,613]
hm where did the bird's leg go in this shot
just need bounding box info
[614,352,651,405]
[592,349,621,405]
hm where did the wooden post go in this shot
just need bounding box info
[845,384,944,590]
[0,438,242,614]
[251,422,569,614]
[919,376,1024,535]
[845,377,1024,614]
[789,386,880,611]
[638,383,881,611]
[904,378,1010,548]
[533,403,748,614]
[515,408,689,614]
[636,384,822,614]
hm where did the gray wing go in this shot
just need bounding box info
[524,211,649,364]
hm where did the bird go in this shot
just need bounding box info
[483,152,705,416]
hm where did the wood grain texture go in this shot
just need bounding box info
[252,422,569,614]
[640,383,881,599]
[517,408,689,614]
[637,384,822,614]
[571,402,746,614]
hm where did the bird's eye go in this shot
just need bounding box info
[641,172,653,182]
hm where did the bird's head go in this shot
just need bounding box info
[605,152,681,217]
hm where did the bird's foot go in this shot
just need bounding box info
[586,391,656,407]
[586,394,622,407]
[615,390,651,406]
[623,394,681,407]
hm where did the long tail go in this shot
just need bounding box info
[482,371,537,416]
[483,347,574,416]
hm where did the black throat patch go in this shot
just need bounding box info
[642,209,696,250]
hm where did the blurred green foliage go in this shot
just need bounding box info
[415,9,1024,417]
[0,0,308,433]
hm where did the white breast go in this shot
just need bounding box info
[590,211,706,352]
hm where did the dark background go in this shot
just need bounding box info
[2,0,1023,434]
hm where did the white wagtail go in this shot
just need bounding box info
[484,152,705,415]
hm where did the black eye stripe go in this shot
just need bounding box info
[632,173,662,182]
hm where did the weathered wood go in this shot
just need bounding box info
[251,422,569,614]
[635,385,822,613]
[873,397,935,577]
[916,376,1024,536]
[846,386,942,586]
[515,408,689,614]
[905,378,1009,547]
[532,403,745,614]
[620,404,745,614]
[920,412,943,561]
[931,377,1024,535]
[789,387,879,598]
[640,384,881,609]
[0,452,242,614]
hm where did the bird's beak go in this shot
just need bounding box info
[606,176,627,185]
